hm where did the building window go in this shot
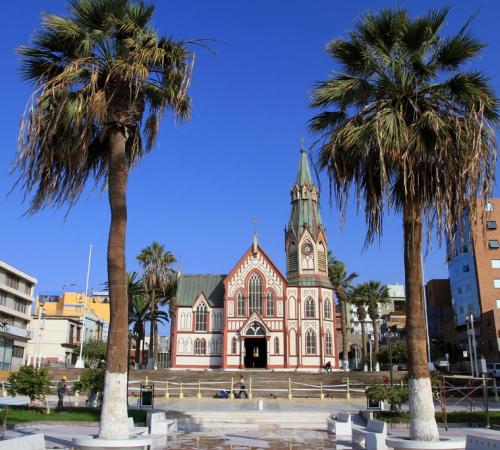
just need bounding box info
[5,275,19,290]
[325,330,333,356]
[305,329,317,355]
[487,220,497,230]
[14,299,26,313]
[12,346,23,359]
[324,299,332,319]
[496,300,500,309]
[288,241,298,273]
[237,292,245,317]
[492,260,500,269]
[494,279,500,289]
[318,242,327,272]
[69,324,75,344]
[194,338,206,355]
[485,202,494,212]
[76,326,81,342]
[249,273,262,315]
[232,337,237,354]
[274,337,279,354]
[0,293,5,307]
[462,265,470,272]
[489,240,500,249]
[195,303,208,331]
[305,298,315,318]
[266,292,274,316]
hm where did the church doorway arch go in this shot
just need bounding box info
[243,321,267,368]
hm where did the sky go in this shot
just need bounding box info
[1,0,500,334]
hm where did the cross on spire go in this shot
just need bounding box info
[252,218,258,254]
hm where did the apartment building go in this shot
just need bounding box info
[447,199,500,362]
[0,260,37,370]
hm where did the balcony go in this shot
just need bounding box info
[0,324,30,340]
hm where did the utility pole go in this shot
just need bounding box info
[75,245,92,368]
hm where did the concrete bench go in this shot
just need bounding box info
[352,419,387,450]
[327,412,352,436]
[0,433,45,450]
[128,417,149,436]
[147,411,177,435]
[466,435,500,449]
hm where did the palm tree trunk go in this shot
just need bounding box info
[373,318,380,353]
[99,128,129,439]
[361,320,367,363]
[341,299,350,370]
[147,291,155,369]
[153,302,159,369]
[403,201,439,441]
[135,336,141,366]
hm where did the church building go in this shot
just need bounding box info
[170,148,338,370]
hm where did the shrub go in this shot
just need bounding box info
[366,384,409,411]
[73,368,105,404]
[8,365,51,412]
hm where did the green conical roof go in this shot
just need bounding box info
[288,149,323,238]
[295,149,313,186]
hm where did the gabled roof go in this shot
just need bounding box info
[175,275,226,308]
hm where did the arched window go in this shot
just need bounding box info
[288,241,298,273]
[237,292,245,316]
[325,330,333,356]
[216,337,222,354]
[232,337,237,355]
[266,292,274,316]
[305,297,315,318]
[249,273,262,315]
[211,312,217,330]
[208,338,215,354]
[274,337,279,354]
[305,329,317,355]
[324,299,332,319]
[195,302,207,331]
[178,337,185,353]
[194,338,206,355]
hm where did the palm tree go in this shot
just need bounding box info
[310,7,497,441]
[15,0,192,439]
[327,252,358,370]
[349,285,368,364]
[362,281,390,353]
[137,241,176,369]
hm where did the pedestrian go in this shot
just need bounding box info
[324,361,332,373]
[57,376,68,408]
[238,375,248,399]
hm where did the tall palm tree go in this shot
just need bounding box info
[15,0,192,439]
[310,7,497,441]
[349,285,368,364]
[137,241,176,369]
[327,252,358,370]
[362,281,390,353]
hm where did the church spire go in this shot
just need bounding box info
[285,143,330,286]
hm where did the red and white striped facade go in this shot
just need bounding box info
[171,149,338,370]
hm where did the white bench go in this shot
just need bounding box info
[327,412,352,436]
[0,433,45,450]
[147,411,177,435]
[352,419,387,450]
[128,417,149,436]
[466,435,500,449]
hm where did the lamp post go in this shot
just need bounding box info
[382,330,399,386]
[75,245,92,369]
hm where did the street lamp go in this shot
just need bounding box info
[382,330,400,386]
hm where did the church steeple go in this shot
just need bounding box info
[285,145,331,287]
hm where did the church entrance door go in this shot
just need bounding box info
[244,338,267,368]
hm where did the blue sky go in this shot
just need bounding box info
[1,1,499,332]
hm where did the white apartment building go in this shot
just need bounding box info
[0,260,37,370]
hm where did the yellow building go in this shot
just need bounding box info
[36,291,110,324]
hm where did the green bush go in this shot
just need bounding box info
[73,339,107,366]
[7,365,52,411]
[375,340,408,365]
[366,384,409,410]
[73,368,104,402]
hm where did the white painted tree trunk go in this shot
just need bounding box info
[408,377,439,441]
[99,371,129,439]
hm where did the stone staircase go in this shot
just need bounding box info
[49,368,406,399]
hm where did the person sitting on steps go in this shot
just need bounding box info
[324,361,332,373]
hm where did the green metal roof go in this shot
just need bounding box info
[287,276,333,288]
[175,275,226,308]
[288,150,324,238]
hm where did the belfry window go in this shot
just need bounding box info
[249,273,262,315]
[266,292,274,316]
[288,241,298,273]
[195,302,207,331]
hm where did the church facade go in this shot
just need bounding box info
[170,148,338,370]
